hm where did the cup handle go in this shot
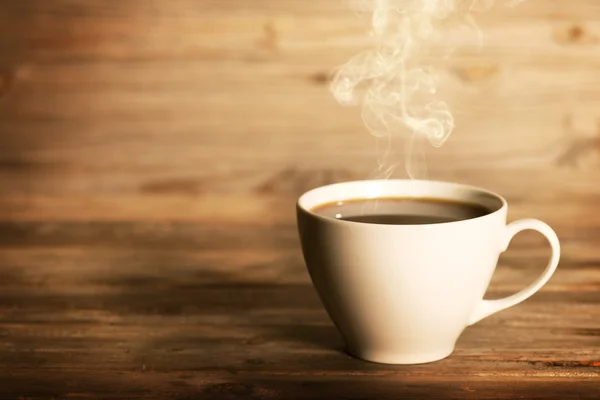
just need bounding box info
[468,219,561,326]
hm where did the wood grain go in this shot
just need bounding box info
[1,0,600,398]
[0,0,600,198]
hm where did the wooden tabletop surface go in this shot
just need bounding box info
[2,0,600,398]
[0,194,598,399]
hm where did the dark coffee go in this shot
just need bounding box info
[311,197,491,225]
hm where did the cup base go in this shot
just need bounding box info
[345,346,454,365]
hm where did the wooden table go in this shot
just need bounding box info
[0,194,599,399]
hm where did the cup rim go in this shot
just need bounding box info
[296,179,508,227]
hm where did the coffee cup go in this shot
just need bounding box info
[296,179,560,364]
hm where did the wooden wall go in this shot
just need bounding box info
[1,0,600,223]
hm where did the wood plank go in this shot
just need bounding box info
[0,162,597,197]
[3,63,600,122]
[2,0,600,60]
[0,244,598,291]
[2,191,598,220]
[0,371,598,399]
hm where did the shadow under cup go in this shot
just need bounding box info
[296,179,559,365]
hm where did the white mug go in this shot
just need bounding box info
[296,179,560,364]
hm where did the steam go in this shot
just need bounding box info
[331,0,526,179]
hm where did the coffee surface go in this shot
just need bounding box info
[311,197,491,225]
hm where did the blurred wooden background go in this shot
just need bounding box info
[0,0,599,243]
[0,0,599,196]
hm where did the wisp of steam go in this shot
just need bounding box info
[330,0,525,179]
